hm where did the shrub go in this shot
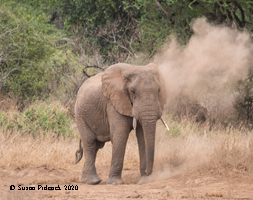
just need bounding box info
[0,101,76,138]
[234,76,253,128]
[0,3,63,100]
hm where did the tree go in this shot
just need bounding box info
[57,0,252,60]
[0,4,62,99]
[0,25,22,90]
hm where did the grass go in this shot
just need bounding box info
[0,133,78,169]
[0,100,252,182]
[156,120,253,172]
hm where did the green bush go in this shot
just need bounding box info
[54,0,253,60]
[0,101,75,138]
[0,3,64,100]
[234,76,253,128]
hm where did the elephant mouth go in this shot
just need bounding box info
[132,116,169,131]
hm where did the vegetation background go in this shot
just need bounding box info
[0,0,253,184]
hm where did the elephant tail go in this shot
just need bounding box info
[75,139,83,164]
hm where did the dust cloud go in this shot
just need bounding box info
[155,17,252,108]
[137,122,253,184]
[138,18,253,184]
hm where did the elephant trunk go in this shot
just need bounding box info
[139,109,158,176]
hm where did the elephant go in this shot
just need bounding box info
[75,63,169,185]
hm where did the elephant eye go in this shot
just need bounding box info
[131,89,135,96]
[158,88,160,93]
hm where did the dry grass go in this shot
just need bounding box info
[0,94,19,112]
[1,115,252,182]
[0,98,252,182]
[0,99,79,169]
[0,133,78,169]
[143,121,253,183]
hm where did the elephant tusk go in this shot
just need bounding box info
[161,116,169,131]
[133,116,137,130]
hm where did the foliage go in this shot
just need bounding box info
[0,101,74,138]
[57,0,140,63]
[234,76,253,127]
[0,3,63,99]
[0,0,253,129]
[0,0,62,15]
[1,0,251,98]
[45,50,101,107]
[132,0,253,55]
[57,0,253,59]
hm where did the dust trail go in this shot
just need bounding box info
[138,123,253,184]
[156,17,252,109]
[139,18,253,184]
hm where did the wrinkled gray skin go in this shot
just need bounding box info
[75,63,166,185]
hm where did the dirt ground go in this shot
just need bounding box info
[0,166,252,200]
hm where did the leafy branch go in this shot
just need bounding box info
[0,25,22,90]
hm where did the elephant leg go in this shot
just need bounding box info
[136,124,146,176]
[82,140,105,184]
[81,139,102,185]
[77,119,103,185]
[107,128,130,185]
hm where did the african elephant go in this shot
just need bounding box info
[75,63,168,185]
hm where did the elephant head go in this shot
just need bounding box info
[102,63,167,176]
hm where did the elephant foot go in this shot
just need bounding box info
[107,177,124,185]
[81,175,102,185]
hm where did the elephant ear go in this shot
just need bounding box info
[101,64,133,117]
[158,72,167,111]
[146,63,167,111]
